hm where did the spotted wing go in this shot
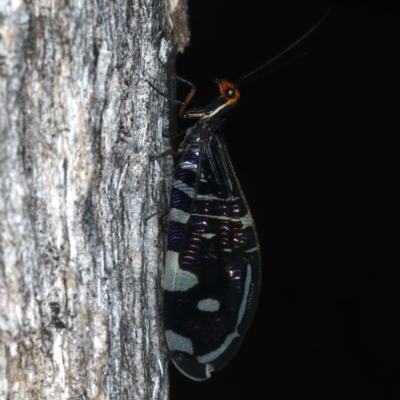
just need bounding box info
[164,133,261,380]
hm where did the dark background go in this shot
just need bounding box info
[169,0,399,398]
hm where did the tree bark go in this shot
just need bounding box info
[0,0,188,398]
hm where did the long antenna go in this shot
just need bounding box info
[237,4,333,84]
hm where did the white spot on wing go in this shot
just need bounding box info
[197,331,240,364]
[179,160,198,171]
[165,330,194,354]
[237,264,252,326]
[197,298,220,312]
[245,247,258,253]
[195,194,240,201]
[174,179,194,198]
[170,208,190,224]
[165,250,199,291]
[191,213,237,222]
[240,214,252,229]
[205,364,214,379]
[201,233,216,239]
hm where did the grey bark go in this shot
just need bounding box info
[0,0,189,398]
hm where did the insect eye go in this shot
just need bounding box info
[226,88,235,98]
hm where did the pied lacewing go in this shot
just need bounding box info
[151,6,332,380]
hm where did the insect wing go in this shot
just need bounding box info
[164,133,261,380]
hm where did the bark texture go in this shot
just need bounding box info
[0,0,189,398]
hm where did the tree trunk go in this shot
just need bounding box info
[0,0,188,398]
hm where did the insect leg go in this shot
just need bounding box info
[172,75,197,117]
[149,149,181,162]
[162,130,186,139]
[146,77,198,119]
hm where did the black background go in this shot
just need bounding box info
[169,0,399,399]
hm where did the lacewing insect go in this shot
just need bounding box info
[151,7,332,381]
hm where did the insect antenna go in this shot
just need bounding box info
[237,4,333,85]
[146,80,186,106]
[240,52,309,85]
